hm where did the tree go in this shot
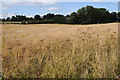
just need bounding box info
[6,17,11,21]
[2,18,5,21]
[27,17,34,21]
[77,6,112,24]
[15,15,27,21]
[52,14,66,24]
[11,16,16,21]
[77,7,86,24]
[97,8,111,23]
[2,5,118,24]
[110,12,118,22]
[43,13,54,20]
[84,6,95,24]
[68,12,79,24]
[66,15,70,18]
[77,6,97,24]
[34,15,41,21]
[118,12,120,22]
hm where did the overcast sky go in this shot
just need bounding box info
[1,0,119,18]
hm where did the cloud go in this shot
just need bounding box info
[1,2,15,10]
[0,2,7,10]
[0,13,34,18]
[1,13,17,18]
[95,0,118,1]
[0,14,2,19]
[1,0,118,11]
[1,0,57,10]
[40,2,56,5]
[2,0,57,3]
[47,7,58,11]
[2,0,118,3]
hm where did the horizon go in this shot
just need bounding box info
[1,2,118,18]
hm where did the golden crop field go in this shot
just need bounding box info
[2,23,120,78]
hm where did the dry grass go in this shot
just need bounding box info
[2,23,120,78]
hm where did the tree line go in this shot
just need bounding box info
[2,6,119,24]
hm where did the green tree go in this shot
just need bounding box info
[110,12,118,22]
[118,12,120,22]
[77,7,86,24]
[52,14,66,24]
[6,17,11,21]
[68,12,79,24]
[77,6,111,24]
[34,15,41,21]
[43,13,55,20]
[11,16,16,21]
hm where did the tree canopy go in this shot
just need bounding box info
[2,6,119,24]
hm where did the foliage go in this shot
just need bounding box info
[2,6,119,24]
[34,15,41,21]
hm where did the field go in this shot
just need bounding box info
[2,23,120,78]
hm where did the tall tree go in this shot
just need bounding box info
[68,12,79,24]
[52,14,66,24]
[110,12,118,22]
[34,15,41,21]
[11,16,16,21]
[43,13,55,20]
[6,17,11,21]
